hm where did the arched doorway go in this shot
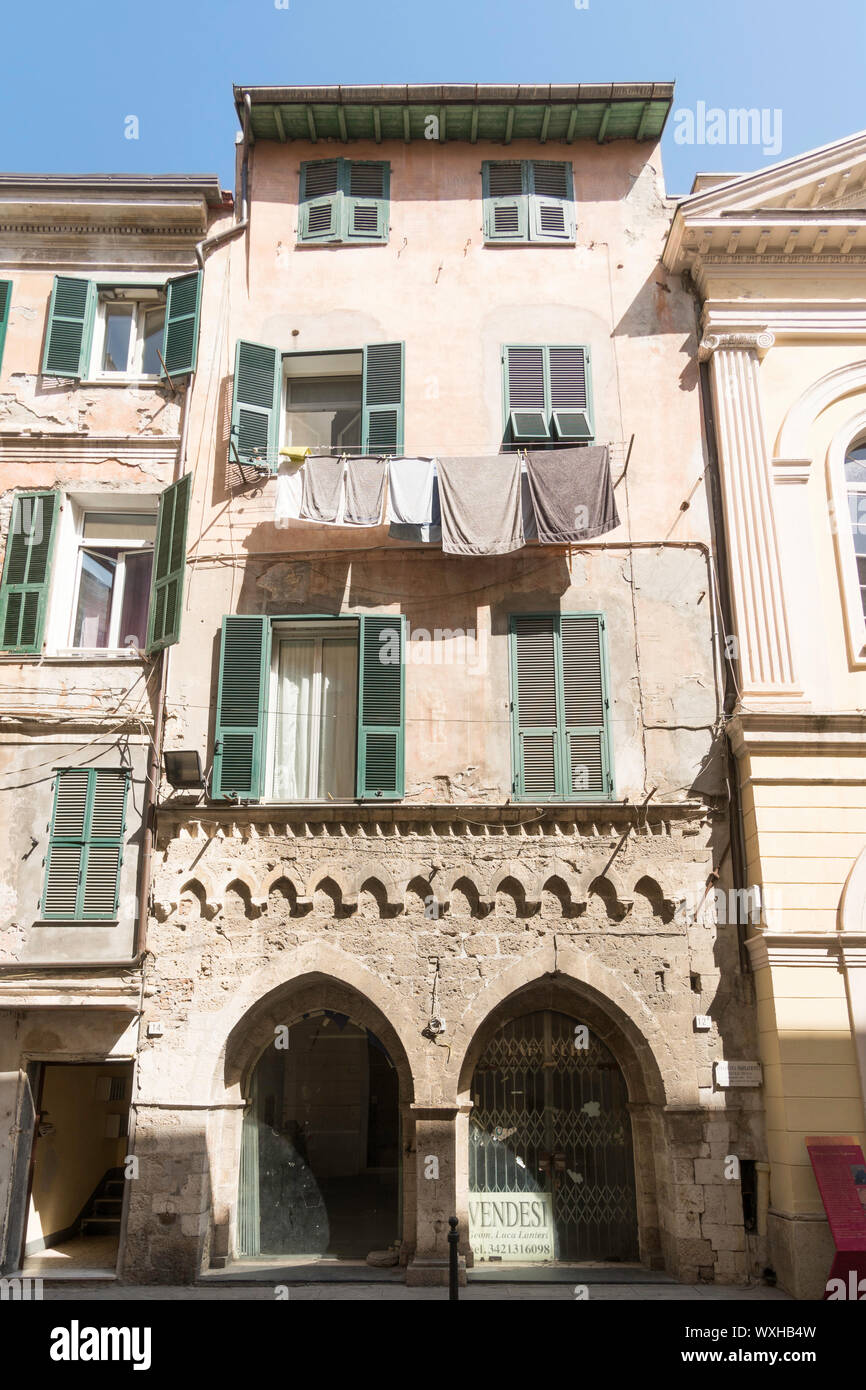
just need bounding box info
[468,1009,638,1263]
[237,1011,401,1259]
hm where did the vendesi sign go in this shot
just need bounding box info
[468,1192,555,1261]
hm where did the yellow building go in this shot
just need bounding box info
[665,128,866,1299]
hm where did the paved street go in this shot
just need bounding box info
[36,1281,791,1301]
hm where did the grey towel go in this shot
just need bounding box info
[344,456,387,526]
[300,455,345,523]
[437,455,524,556]
[525,446,619,543]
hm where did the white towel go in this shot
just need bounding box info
[274,459,305,529]
[386,457,436,526]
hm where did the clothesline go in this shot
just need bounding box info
[273,445,622,553]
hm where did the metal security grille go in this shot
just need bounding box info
[469,1010,638,1261]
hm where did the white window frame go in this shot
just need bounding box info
[280,350,363,454]
[827,411,866,668]
[91,292,166,382]
[265,618,359,802]
[44,495,158,657]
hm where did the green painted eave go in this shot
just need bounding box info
[234,83,673,145]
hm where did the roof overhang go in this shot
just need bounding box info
[234,82,674,145]
[0,173,231,236]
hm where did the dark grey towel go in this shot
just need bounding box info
[300,455,344,523]
[344,456,387,526]
[524,446,619,543]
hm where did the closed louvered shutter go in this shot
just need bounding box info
[511,613,613,800]
[549,345,593,440]
[483,161,529,242]
[346,162,389,242]
[357,614,404,799]
[362,342,404,454]
[529,161,575,242]
[0,278,11,374]
[512,616,560,798]
[561,615,609,795]
[299,160,341,242]
[162,271,202,377]
[0,491,58,653]
[42,768,129,919]
[212,615,270,800]
[146,474,191,653]
[230,339,281,468]
[42,276,96,378]
[505,346,549,441]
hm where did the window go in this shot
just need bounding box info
[283,352,363,453]
[42,272,202,381]
[510,613,613,801]
[42,767,129,920]
[212,614,405,802]
[70,511,156,650]
[483,161,575,244]
[299,159,390,245]
[503,344,593,444]
[846,443,866,618]
[0,279,11,374]
[0,476,191,658]
[230,340,404,469]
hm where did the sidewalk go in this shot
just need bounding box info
[37,1281,792,1301]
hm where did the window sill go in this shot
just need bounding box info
[79,377,166,388]
[484,240,576,248]
[33,919,119,928]
[0,651,145,664]
[294,239,389,249]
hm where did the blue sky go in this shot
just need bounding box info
[2,0,862,195]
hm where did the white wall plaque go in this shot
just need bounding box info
[715,1060,763,1088]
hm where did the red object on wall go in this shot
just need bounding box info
[806,1136,866,1300]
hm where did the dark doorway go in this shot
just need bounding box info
[238,1012,400,1259]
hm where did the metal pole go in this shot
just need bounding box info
[448,1216,459,1300]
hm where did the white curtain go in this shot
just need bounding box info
[274,640,314,799]
[274,636,357,799]
[318,637,356,800]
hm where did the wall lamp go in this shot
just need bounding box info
[163,750,205,789]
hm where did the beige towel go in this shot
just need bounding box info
[437,455,524,555]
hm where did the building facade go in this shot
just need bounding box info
[1,85,772,1290]
[665,128,866,1299]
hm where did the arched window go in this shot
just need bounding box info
[845,441,866,618]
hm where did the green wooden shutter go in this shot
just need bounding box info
[362,342,404,454]
[504,346,550,441]
[42,768,129,920]
[529,161,575,242]
[146,473,191,653]
[510,613,613,801]
[162,271,202,377]
[0,279,11,375]
[483,161,529,242]
[511,616,560,799]
[0,491,59,653]
[549,345,593,441]
[345,161,390,243]
[357,614,404,799]
[230,339,281,468]
[561,615,612,797]
[212,615,269,800]
[299,159,342,243]
[42,275,96,378]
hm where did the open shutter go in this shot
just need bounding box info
[483,162,528,242]
[42,768,128,920]
[0,279,11,374]
[529,161,575,242]
[162,271,202,377]
[42,275,96,378]
[299,159,341,243]
[345,161,389,242]
[362,342,404,454]
[505,346,549,442]
[511,616,560,799]
[146,473,191,653]
[0,491,58,654]
[549,345,593,441]
[212,615,269,800]
[357,614,404,799]
[230,339,281,469]
[561,615,612,797]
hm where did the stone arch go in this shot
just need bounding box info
[485,860,542,910]
[826,408,866,666]
[576,857,633,910]
[839,844,866,932]
[304,864,358,909]
[221,871,266,916]
[632,873,676,923]
[430,865,487,911]
[260,864,310,907]
[357,861,403,910]
[774,358,866,461]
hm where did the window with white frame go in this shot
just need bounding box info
[846,443,866,619]
[92,287,166,379]
[265,619,359,800]
[282,351,363,453]
[68,510,156,650]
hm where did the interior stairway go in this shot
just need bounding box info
[79,1167,124,1238]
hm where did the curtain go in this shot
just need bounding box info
[274,639,314,799]
[318,637,357,799]
[237,1067,260,1257]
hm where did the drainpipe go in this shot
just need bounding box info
[194,91,251,269]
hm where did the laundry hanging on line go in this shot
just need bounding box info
[436,454,524,556]
[524,445,619,544]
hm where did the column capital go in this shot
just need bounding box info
[698,330,775,362]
